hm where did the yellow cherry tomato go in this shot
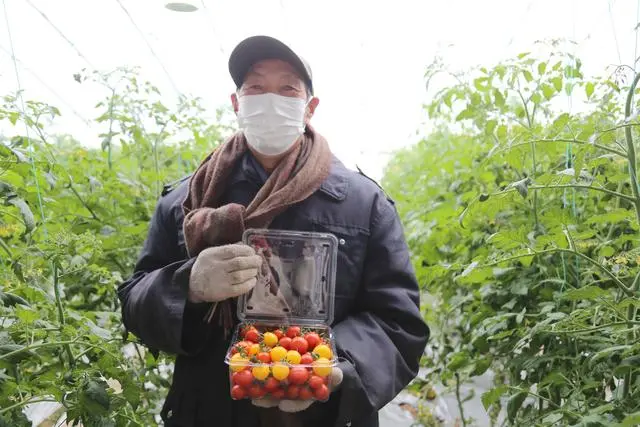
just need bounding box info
[263,332,278,348]
[285,350,301,365]
[230,353,249,373]
[312,357,332,377]
[271,363,290,381]
[270,346,287,362]
[248,343,260,356]
[252,364,270,381]
[312,344,332,360]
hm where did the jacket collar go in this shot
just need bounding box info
[229,153,349,201]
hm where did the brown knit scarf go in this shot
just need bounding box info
[181,124,332,332]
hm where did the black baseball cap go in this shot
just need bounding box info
[228,35,314,95]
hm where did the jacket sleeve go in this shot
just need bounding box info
[117,193,214,356]
[332,192,430,425]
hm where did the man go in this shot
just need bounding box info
[117,35,429,427]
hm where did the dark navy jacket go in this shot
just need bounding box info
[117,152,430,427]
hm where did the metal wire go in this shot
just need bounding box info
[2,0,48,233]
[114,0,181,94]
[24,0,97,70]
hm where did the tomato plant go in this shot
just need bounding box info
[384,41,640,426]
[0,67,230,425]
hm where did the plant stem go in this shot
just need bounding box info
[504,138,627,157]
[53,263,75,368]
[624,70,640,225]
[455,372,467,427]
[0,397,58,415]
[0,339,78,361]
[484,248,633,296]
[527,184,635,202]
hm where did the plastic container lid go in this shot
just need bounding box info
[238,228,338,325]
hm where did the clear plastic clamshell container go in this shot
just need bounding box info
[224,229,339,402]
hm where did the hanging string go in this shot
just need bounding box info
[2,0,48,235]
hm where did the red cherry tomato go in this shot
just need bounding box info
[299,387,314,400]
[286,385,300,399]
[248,384,265,399]
[279,337,292,350]
[273,329,284,340]
[231,385,246,399]
[288,367,310,385]
[313,384,330,401]
[304,332,321,350]
[233,370,253,388]
[271,388,286,399]
[232,341,251,355]
[257,352,271,363]
[290,337,309,354]
[264,377,280,392]
[286,326,301,338]
[308,375,324,390]
[245,328,260,343]
[300,353,314,365]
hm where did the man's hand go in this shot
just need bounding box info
[188,243,262,303]
[251,366,343,412]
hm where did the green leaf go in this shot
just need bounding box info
[507,391,528,423]
[481,385,508,410]
[620,412,640,427]
[562,286,608,300]
[455,108,475,121]
[7,197,35,233]
[471,357,492,376]
[523,70,534,83]
[81,379,111,415]
[538,62,547,75]
[585,81,595,98]
[447,351,470,371]
[494,89,505,107]
[541,84,555,100]
[552,76,563,91]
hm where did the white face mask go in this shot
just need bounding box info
[237,93,307,156]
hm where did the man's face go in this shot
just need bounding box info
[231,59,319,125]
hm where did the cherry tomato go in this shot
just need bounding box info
[248,343,260,357]
[270,346,287,362]
[230,353,249,372]
[271,363,290,381]
[233,370,253,388]
[286,385,300,399]
[273,329,284,340]
[252,365,270,381]
[290,337,309,354]
[314,384,330,401]
[271,388,285,399]
[264,377,280,392]
[232,340,251,355]
[231,385,246,400]
[257,352,271,363]
[279,337,292,350]
[312,344,332,360]
[262,332,278,348]
[308,375,324,390]
[300,353,314,365]
[286,326,301,338]
[240,324,254,338]
[304,332,321,350]
[245,328,260,343]
[249,384,266,399]
[299,387,314,400]
[285,350,301,365]
[312,357,332,377]
[288,366,310,385]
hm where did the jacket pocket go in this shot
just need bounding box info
[308,221,369,318]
